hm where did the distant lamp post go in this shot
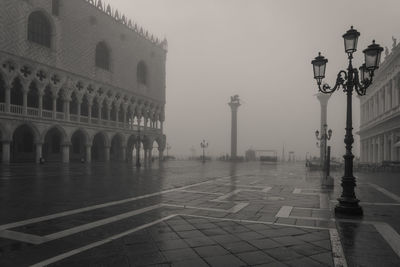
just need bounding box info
[200,140,208,164]
[311,26,383,216]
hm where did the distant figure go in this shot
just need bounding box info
[392,36,397,49]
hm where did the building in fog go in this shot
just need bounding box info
[0,0,167,164]
[359,38,400,163]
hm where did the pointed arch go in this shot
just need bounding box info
[95,42,111,70]
[28,11,52,48]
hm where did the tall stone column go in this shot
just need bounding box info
[229,95,241,161]
[2,141,11,164]
[316,92,331,166]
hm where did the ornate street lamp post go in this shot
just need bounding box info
[200,140,208,164]
[315,124,333,169]
[311,26,383,216]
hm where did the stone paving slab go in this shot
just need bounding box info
[0,162,400,266]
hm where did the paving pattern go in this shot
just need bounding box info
[0,161,399,266]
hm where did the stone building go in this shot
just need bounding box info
[0,0,167,164]
[359,37,400,163]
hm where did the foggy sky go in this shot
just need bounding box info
[111,0,400,159]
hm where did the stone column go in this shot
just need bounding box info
[62,144,70,163]
[158,149,164,162]
[123,109,127,128]
[135,142,141,165]
[372,138,376,163]
[144,149,148,165]
[148,148,153,164]
[391,132,396,161]
[88,103,92,123]
[64,99,70,121]
[77,99,82,122]
[35,143,43,163]
[22,90,28,115]
[85,145,92,163]
[316,93,331,166]
[107,105,111,121]
[229,96,241,161]
[383,134,388,161]
[104,146,110,162]
[38,92,44,117]
[2,141,11,164]
[121,147,126,162]
[52,96,57,119]
[5,80,11,113]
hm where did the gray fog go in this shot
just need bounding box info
[112,0,400,159]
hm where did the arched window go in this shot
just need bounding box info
[95,42,110,70]
[28,11,52,48]
[137,61,147,85]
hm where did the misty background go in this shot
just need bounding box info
[111,0,400,159]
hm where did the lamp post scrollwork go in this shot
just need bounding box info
[311,26,383,216]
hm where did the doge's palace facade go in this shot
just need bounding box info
[0,0,167,164]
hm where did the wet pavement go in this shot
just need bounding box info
[0,161,399,266]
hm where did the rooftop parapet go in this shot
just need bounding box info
[84,0,167,51]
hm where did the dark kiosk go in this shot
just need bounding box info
[311,26,384,216]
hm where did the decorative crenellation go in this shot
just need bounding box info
[84,0,167,51]
[0,50,164,122]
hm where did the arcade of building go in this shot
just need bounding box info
[0,0,166,164]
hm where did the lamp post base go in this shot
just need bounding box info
[335,198,363,216]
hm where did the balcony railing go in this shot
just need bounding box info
[42,110,53,118]
[0,104,162,134]
[10,105,23,114]
[27,107,39,117]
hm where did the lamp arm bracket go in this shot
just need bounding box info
[354,69,374,96]
[318,70,347,94]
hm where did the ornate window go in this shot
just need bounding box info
[28,11,52,48]
[95,42,110,70]
[137,61,148,85]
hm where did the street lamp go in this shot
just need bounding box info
[200,140,208,164]
[311,26,383,216]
